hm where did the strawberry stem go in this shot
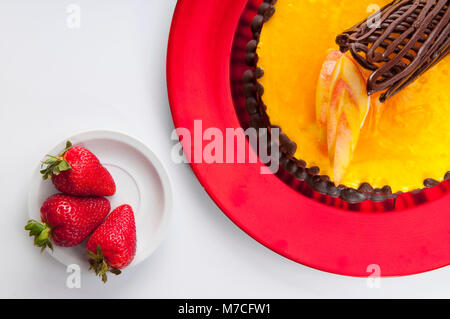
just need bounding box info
[88,245,122,283]
[24,220,54,253]
[40,141,73,180]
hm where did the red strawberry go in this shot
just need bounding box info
[40,141,116,197]
[86,204,136,283]
[25,194,111,250]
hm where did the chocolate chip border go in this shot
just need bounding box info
[242,0,450,204]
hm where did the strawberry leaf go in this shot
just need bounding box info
[87,245,121,284]
[25,220,53,253]
[40,141,73,180]
[58,161,71,171]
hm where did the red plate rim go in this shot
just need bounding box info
[166,0,450,277]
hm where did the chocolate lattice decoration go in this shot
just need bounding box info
[336,0,449,102]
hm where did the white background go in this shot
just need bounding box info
[1,0,450,298]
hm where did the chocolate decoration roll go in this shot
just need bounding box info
[336,0,449,102]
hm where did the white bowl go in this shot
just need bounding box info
[28,130,172,268]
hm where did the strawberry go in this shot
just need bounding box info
[87,204,136,283]
[40,141,116,197]
[25,194,111,250]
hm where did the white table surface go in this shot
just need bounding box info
[1,0,449,299]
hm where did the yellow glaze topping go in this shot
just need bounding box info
[258,0,450,192]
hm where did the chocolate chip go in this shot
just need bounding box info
[245,97,259,114]
[242,83,256,97]
[264,7,276,22]
[296,159,306,168]
[358,182,373,193]
[307,166,320,175]
[285,141,297,155]
[341,189,367,204]
[249,114,264,129]
[285,160,298,174]
[445,172,450,180]
[279,132,291,148]
[279,157,290,168]
[311,175,322,183]
[246,40,258,53]
[256,82,264,96]
[424,178,439,188]
[258,3,275,22]
[381,185,392,195]
[255,67,264,78]
[313,179,329,194]
[245,53,258,66]
[258,2,271,15]
[327,184,341,197]
[251,15,264,34]
[242,70,255,84]
[295,167,308,181]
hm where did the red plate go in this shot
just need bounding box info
[167,0,450,276]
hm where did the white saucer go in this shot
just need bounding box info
[28,130,172,269]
